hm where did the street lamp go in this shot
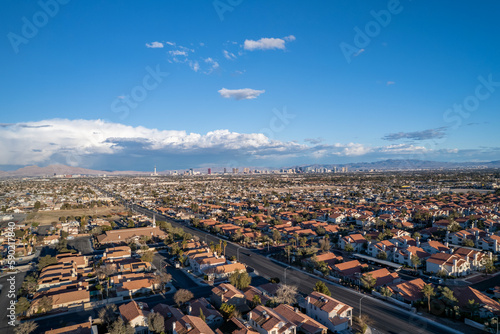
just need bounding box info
[284,266,292,284]
[359,294,369,318]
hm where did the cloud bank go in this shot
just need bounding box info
[0,119,472,170]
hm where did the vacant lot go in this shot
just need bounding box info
[25,205,127,225]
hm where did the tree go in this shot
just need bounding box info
[154,272,172,291]
[275,284,298,305]
[38,255,57,270]
[252,294,262,307]
[380,287,393,299]
[272,229,281,244]
[14,321,38,334]
[174,289,193,307]
[441,287,458,306]
[223,240,227,256]
[22,275,38,295]
[422,284,435,313]
[220,303,236,318]
[34,201,41,210]
[229,270,251,290]
[108,318,134,334]
[376,251,387,260]
[284,246,292,263]
[98,304,118,327]
[411,255,421,271]
[37,296,53,313]
[15,297,31,315]
[463,239,475,247]
[314,281,331,296]
[147,311,165,333]
[484,258,496,275]
[344,244,354,252]
[141,250,154,263]
[360,274,376,290]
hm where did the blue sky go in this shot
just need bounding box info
[1,0,500,171]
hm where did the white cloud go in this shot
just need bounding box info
[223,50,236,60]
[169,50,187,56]
[204,58,220,74]
[244,35,296,51]
[218,88,265,100]
[189,61,200,72]
[146,42,164,48]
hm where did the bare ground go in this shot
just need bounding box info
[25,205,127,225]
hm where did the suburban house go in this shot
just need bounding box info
[211,283,248,312]
[274,304,327,334]
[173,315,215,334]
[304,291,353,333]
[453,247,487,271]
[339,234,367,252]
[331,260,367,281]
[367,240,397,259]
[454,286,500,318]
[216,317,259,334]
[477,234,500,253]
[392,246,430,268]
[187,298,224,329]
[248,305,296,334]
[152,304,184,333]
[426,253,471,277]
[119,301,150,334]
[420,240,451,255]
[358,268,402,288]
[203,262,246,280]
[389,278,426,305]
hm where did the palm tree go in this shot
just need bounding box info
[360,274,376,291]
[422,284,435,313]
[223,240,227,256]
[466,299,480,318]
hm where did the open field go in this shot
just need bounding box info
[25,205,128,225]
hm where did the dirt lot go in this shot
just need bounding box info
[25,205,128,225]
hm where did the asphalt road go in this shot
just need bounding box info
[131,204,480,334]
[0,270,28,334]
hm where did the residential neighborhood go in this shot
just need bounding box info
[1,170,500,333]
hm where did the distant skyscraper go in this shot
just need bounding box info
[232,168,238,174]
[208,168,211,175]
[224,167,227,174]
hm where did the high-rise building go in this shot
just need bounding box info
[208,168,211,175]
[224,167,227,174]
[232,168,239,174]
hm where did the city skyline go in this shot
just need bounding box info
[2,1,500,171]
